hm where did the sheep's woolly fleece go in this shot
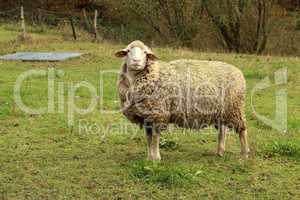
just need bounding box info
[118,53,246,132]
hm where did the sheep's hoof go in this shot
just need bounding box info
[217,149,225,157]
[147,155,153,161]
[152,155,161,162]
[240,153,249,160]
[147,155,161,162]
[240,148,250,159]
[147,156,161,162]
[217,152,224,157]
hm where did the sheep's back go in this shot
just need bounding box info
[157,59,246,127]
[164,59,245,92]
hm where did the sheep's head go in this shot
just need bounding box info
[115,40,158,71]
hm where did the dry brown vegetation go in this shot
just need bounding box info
[0,0,299,56]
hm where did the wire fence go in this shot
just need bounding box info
[0,6,103,42]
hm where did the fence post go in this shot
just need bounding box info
[82,8,91,32]
[93,9,99,42]
[70,16,77,40]
[20,6,26,39]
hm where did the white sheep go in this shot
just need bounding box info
[115,40,249,161]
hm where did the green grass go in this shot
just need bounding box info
[263,140,300,159]
[0,26,300,199]
[129,160,197,188]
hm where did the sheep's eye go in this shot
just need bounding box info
[144,51,147,54]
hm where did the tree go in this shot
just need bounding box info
[203,0,268,54]
[127,0,204,47]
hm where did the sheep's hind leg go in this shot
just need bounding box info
[151,127,161,161]
[217,124,227,157]
[239,128,249,159]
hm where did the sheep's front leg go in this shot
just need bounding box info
[217,124,227,157]
[144,123,154,160]
[151,129,161,161]
[144,122,161,161]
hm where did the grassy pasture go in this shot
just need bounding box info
[0,26,299,199]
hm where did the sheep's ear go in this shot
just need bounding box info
[145,46,158,60]
[147,53,158,61]
[115,49,128,58]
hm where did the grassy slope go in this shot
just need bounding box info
[0,26,299,199]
